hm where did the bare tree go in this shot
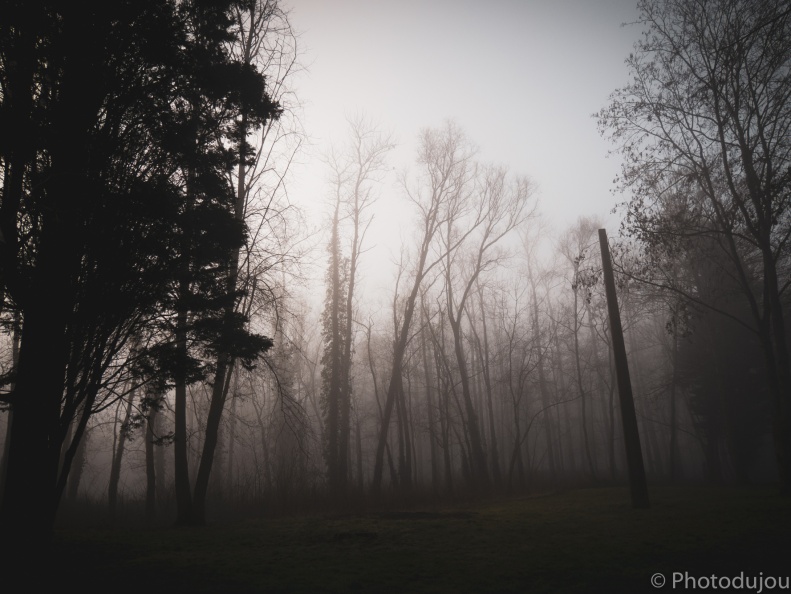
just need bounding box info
[371,121,476,496]
[522,228,559,484]
[321,115,394,496]
[439,165,535,489]
[598,0,791,493]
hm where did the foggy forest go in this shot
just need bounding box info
[1,0,790,592]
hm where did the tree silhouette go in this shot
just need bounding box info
[0,0,278,544]
[598,0,791,494]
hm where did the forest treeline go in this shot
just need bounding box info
[0,0,789,546]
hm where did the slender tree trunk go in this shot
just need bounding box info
[587,310,610,479]
[66,426,88,504]
[252,395,273,494]
[550,312,575,476]
[145,404,159,523]
[173,292,194,523]
[475,289,502,488]
[669,318,679,482]
[227,373,239,492]
[448,313,489,489]
[324,195,343,495]
[192,353,233,522]
[395,376,407,488]
[435,326,455,496]
[338,201,360,497]
[356,415,364,494]
[407,368,420,487]
[529,273,556,483]
[108,386,136,522]
[508,417,523,490]
[396,365,413,491]
[420,306,440,494]
[155,413,167,507]
[572,288,596,480]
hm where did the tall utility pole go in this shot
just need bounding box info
[598,229,650,509]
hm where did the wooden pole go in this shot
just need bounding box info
[598,229,650,509]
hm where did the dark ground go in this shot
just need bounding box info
[47,486,790,593]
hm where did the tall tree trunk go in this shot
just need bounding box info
[145,404,159,523]
[669,318,679,482]
[356,415,364,494]
[338,195,361,497]
[227,372,239,492]
[420,305,440,494]
[447,312,489,489]
[396,366,413,491]
[155,413,167,507]
[508,415,524,490]
[324,196,343,495]
[66,426,88,504]
[587,308,610,480]
[436,325,455,496]
[173,301,194,525]
[475,288,502,488]
[572,287,596,480]
[550,312,575,476]
[108,386,136,522]
[529,273,556,483]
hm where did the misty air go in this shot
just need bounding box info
[0,0,789,592]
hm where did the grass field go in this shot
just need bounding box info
[52,486,790,593]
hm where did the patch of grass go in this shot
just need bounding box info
[51,486,791,593]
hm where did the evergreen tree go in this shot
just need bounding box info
[320,196,349,494]
[0,0,277,544]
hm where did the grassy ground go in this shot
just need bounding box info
[51,486,790,593]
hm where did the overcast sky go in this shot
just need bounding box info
[283,0,643,294]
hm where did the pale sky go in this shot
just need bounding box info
[283,0,643,296]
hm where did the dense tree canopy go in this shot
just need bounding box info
[0,0,279,545]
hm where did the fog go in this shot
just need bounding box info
[0,0,789,591]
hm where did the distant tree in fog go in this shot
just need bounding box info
[371,121,477,496]
[320,115,394,496]
[439,164,535,489]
